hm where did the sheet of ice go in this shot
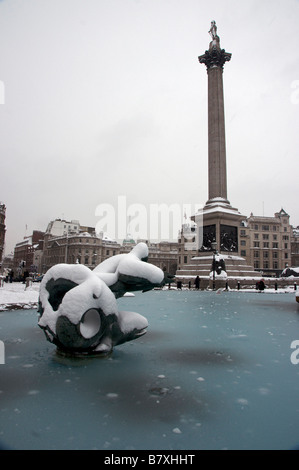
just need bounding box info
[1,290,299,450]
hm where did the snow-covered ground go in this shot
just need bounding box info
[0,282,40,311]
[0,280,297,312]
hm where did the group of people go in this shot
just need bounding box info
[1,268,14,283]
[176,276,268,291]
[177,276,201,290]
[1,269,30,284]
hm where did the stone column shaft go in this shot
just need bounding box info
[199,37,231,205]
[208,66,227,201]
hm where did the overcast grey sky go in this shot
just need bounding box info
[1,0,299,254]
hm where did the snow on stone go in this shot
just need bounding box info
[94,242,164,286]
[117,310,148,334]
[38,263,117,333]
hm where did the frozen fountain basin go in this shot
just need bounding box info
[0,289,299,450]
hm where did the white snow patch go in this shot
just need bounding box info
[237,398,249,406]
[172,427,182,434]
[106,393,119,399]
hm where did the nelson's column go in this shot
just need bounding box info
[178,22,256,282]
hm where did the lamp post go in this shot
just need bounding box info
[211,241,217,290]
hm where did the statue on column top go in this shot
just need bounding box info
[209,21,219,40]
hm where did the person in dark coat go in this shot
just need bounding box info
[195,276,201,290]
[257,279,265,291]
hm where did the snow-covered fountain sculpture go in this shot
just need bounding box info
[210,252,227,280]
[38,243,167,356]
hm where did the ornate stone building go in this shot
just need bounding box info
[147,240,178,275]
[177,220,197,271]
[291,226,299,267]
[42,229,120,272]
[240,209,292,277]
[13,230,45,274]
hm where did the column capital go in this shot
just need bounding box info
[198,47,231,71]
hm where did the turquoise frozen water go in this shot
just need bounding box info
[0,289,299,450]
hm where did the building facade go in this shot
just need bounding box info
[42,231,120,272]
[241,209,292,276]
[147,240,178,275]
[13,230,45,275]
[177,220,197,271]
[10,212,298,280]
[291,226,299,267]
[42,232,178,275]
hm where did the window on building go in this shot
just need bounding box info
[273,235,277,241]
[284,243,288,249]
[273,226,277,231]
[285,253,289,259]
[254,242,260,247]
[263,251,269,258]
[85,256,89,265]
[240,229,246,236]
[273,251,278,259]
[254,251,259,258]
[184,256,188,264]
[263,234,269,240]
[263,242,269,248]
[254,233,259,239]
[273,243,278,249]
[241,250,246,257]
[264,261,269,269]
[262,225,270,231]
[254,260,260,269]
[241,240,246,246]
[254,224,259,230]
[273,261,278,269]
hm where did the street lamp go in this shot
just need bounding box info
[211,241,217,290]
